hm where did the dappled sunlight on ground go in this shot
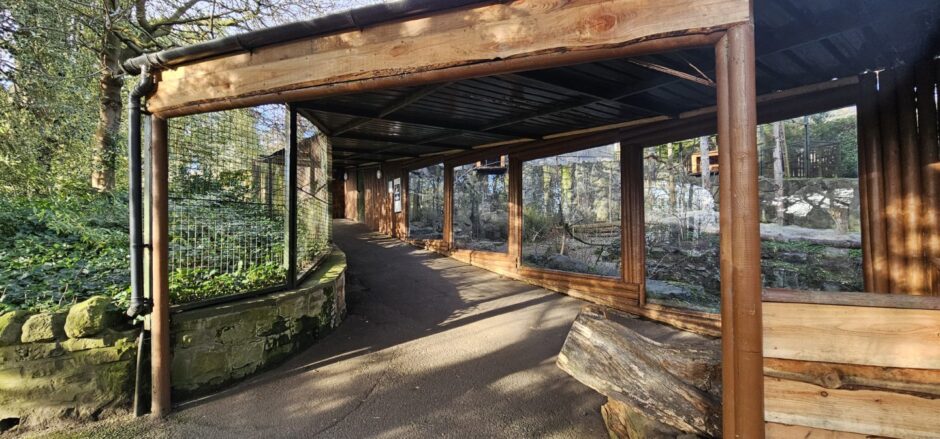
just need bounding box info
[28,220,604,438]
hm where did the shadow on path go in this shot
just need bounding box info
[166,220,606,438]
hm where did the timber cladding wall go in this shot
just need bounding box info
[762,294,940,439]
[342,165,405,237]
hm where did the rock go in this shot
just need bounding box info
[20,312,66,343]
[65,296,118,339]
[0,311,29,346]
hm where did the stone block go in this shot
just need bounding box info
[0,310,28,346]
[64,296,118,339]
[21,313,66,343]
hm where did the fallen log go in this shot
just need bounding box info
[557,305,721,437]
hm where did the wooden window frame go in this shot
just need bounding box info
[448,155,512,256]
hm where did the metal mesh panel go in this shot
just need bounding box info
[167,105,288,305]
[296,116,332,279]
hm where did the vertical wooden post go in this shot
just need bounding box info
[915,63,940,295]
[715,33,736,439]
[858,73,890,293]
[620,144,645,300]
[727,23,764,438]
[150,116,171,417]
[896,68,927,294]
[508,158,523,264]
[443,164,454,248]
[878,69,907,294]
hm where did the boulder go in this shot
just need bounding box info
[21,312,66,343]
[0,311,29,346]
[65,296,117,339]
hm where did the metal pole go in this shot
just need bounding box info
[286,106,298,287]
[727,23,764,438]
[150,116,171,417]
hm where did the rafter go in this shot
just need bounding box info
[298,105,530,140]
[333,82,453,136]
[334,132,472,150]
[627,59,716,87]
[332,147,419,158]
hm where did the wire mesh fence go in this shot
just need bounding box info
[167,105,290,305]
[296,116,332,279]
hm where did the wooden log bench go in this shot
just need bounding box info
[557,305,721,438]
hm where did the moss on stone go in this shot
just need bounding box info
[64,296,117,339]
[20,313,66,343]
[0,310,29,346]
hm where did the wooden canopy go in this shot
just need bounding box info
[137,1,940,437]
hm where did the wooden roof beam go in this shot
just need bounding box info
[148,0,750,116]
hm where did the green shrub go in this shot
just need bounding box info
[0,193,131,313]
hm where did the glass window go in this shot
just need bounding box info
[408,164,444,240]
[643,137,720,312]
[643,107,862,313]
[453,157,509,252]
[522,143,622,277]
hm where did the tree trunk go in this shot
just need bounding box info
[699,136,710,192]
[772,122,787,226]
[558,305,722,437]
[90,29,124,192]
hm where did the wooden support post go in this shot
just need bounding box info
[508,158,522,264]
[150,116,171,417]
[621,145,645,298]
[896,68,927,294]
[443,164,454,248]
[715,33,735,439]
[726,23,764,438]
[877,69,907,294]
[915,63,940,295]
[858,73,890,293]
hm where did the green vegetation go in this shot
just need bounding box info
[0,194,130,313]
[0,192,299,311]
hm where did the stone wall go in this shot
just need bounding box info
[170,248,346,399]
[0,297,136,429]
[0,247,347,429]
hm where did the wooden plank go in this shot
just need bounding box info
[764,376,940,439]
[763,289,940,310]
[764,357,940,397]
[763,302,940,369]
[766,422,870,439]
[148,0,749,114]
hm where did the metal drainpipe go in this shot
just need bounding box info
[127,65,156,416]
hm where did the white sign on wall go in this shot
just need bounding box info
[392,178,402,213]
